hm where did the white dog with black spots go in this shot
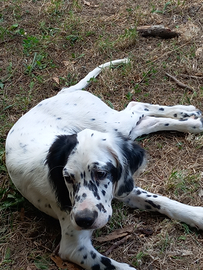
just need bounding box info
[6,58,203,270]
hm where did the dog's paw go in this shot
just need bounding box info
[174,108,202,120]
[188,206,203,230]
[185,117,203,133]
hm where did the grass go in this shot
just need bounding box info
[1,0,203,269]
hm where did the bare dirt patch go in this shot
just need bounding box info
[1,0,203,269]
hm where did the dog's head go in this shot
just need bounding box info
[46,129,145,230]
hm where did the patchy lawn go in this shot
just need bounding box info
[1,0,203,269]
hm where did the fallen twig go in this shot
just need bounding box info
[179,74,203,80]
[104,235,132,256]
[165,72,194,91]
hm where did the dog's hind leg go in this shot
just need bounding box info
[128,115,203,139]
[117,187,203,230]
[125,102,201,120]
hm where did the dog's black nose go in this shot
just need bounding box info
[74,209,98,229]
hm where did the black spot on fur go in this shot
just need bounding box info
[179,118,188,121]
[78,246,84,251]
[75,195,80,202]
[87,180,100,200]
[136,189,141,195]
[101,257,116,269]
[90,251,97,259]
[144,108,149,111]
[102,190,106,196]
[92,265,100,270]
[145,200,160,209]
[165,123,169,126]
[82,193,87,198]
[96,203,107,213]
[46,134,78,210]
[159,108,164,111]
[174,113,177,117]
[183,113,189,118]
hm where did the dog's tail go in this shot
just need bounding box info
[59,58,130,93]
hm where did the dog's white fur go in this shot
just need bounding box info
[6,58,203,270]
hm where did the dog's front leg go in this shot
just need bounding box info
[117,187,203,230]
[57,216,136,270]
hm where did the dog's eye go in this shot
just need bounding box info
[64,173,75,184]
[94,171,107,181]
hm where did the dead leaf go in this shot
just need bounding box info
[198,188,203,198]
[50,254,82,270]
[168,250,193,257]
[53,77,60,84]
[95,225,134,243]
[83,0,90,6]
[83,0,99,7]
[63,60,71,66]
[195,47,203,58]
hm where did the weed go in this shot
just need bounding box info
[167,170,200,196]
[126,92,133,100]
[132,252,148,267]
[151,2,171,14]
[23,36,40,56]
[66,34,82,45]
[0,183,24,211]
[59,73,78,87]
[34,255,51,270]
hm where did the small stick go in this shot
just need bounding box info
[179,74,203,80]
[165,72,194,91]
[104,235,132,256]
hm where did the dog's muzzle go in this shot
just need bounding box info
[74,209,98,229]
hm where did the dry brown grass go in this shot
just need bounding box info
[1,0,203,269]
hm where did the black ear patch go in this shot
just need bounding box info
[46,134,78,210]
[115,137,145,198]
[122,140,145,175]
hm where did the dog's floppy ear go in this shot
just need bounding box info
[46,134,78,210]
[110,136,145,198]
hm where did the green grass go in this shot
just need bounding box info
[167,170,200,196]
